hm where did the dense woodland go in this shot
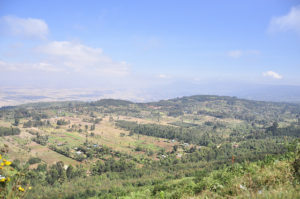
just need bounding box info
[0,95,300,198]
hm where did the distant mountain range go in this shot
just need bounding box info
[1,83,300,107]
[145,82,300,103]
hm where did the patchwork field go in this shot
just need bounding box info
[0,113,181,167]
[1,96,300,199]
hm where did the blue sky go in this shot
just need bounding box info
[0,0,300,95]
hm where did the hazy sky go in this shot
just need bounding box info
[0,0,300,91]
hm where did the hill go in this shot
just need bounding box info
[0,95,299,198]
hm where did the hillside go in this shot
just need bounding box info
[0,95,300,198]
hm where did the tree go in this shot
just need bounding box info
[13,118,20,126]
[172,145,178,152]
[46,168,59,185]
[90,124,95,131]
[66,165,74,180]
[55,161,66,183]
[270,122,279,135]
[273,122,279,129]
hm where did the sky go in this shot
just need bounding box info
[0,0,300,101]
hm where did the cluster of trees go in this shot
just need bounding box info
[91,158,136,175]
[135,145,155,156]
[167,109,184,117]
[14,108,49,119]
[49,145,72,158]
[82,117,102,124]
[28,157,42,165]
[266,122,300,137]
[33,161,85,185]
[181,139,286,164]
[56,119,69,125]
[32,134,49,146]
[23,119,51,128]
[89,99,133,107]
[0,126,20,136]
[115,120,222,146]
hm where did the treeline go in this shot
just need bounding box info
[89,99,133,107]
[115,120,222,146]
[182,139,286,165]
[91,158,136,175]
[266,123,300,137]
[245,122,300,139]
[0,126,20,136]
[23,120,51,128]
[14,108,49,119]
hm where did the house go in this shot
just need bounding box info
[76,151,82,155]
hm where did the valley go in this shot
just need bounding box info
[0,95,300,198]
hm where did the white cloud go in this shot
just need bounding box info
[263,71,283,79]
[227,50,259,58]
[158,74,168,79]
[269,5,300,34]
[1,41,130,77]
[36,41,129,76]
[0,60,62,72]
[0,15,48,39]
[227,50,242,58]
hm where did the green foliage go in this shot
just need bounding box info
[32,134,48,146]
[89,99,133,108]
[56,119,69,126]
[92,158,136,175]
[115,120,222,146]
[13,118,20,126]
[2,95,300,198]
[28,157,41,165]
[0,126,20,136]
[23,119,50,128]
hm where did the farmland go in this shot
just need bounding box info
[0,95,300,198]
